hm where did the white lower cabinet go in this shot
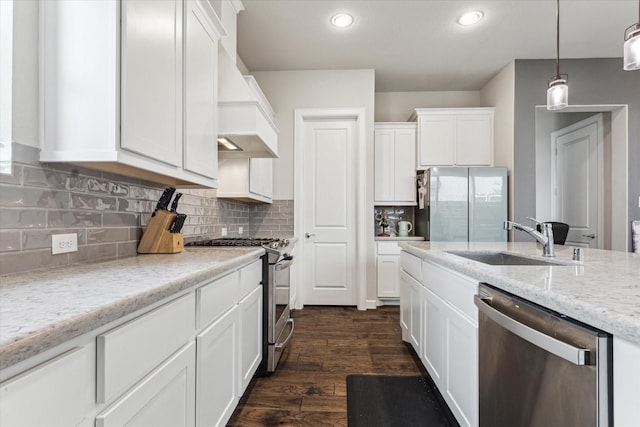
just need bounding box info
[0,346,96,427]
[400,252,478,427]
[613,337,640,426]
[421,288,445,385]
[238,285,263,394]
[376,241,402,298]
[0,257,264,427]
[96,343,196,427]
[196,306,239,427]
[400,270,423,353]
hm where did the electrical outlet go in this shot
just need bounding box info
[52,233,78,255]
[238,226,243,235]
[221,227,228,236]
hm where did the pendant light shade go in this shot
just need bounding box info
[547,0,568,110]
[623,1,640,70]
[547,76,568,110]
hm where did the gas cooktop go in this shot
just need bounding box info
[186,237,280,247]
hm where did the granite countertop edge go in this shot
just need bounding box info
[398,242,640,346]
[0,248,264,370]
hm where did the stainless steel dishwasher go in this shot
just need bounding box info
[475,284,612,426]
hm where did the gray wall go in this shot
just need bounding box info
[514,59,640,247]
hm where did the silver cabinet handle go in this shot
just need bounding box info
[582,234,596,239]
[474,295,590,365]
[305,233,316,239]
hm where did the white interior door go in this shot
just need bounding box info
[301,118,357,305]
[551,114,603,248]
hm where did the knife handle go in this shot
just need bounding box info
[170,193,183,212]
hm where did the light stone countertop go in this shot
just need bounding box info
[375,236,425,241]
[0,247,264,370]
[399,241,640,345]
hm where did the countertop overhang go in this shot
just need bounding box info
[0,247,264,371]
[399,241,640,345]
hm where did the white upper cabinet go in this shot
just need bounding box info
[217,158,273,203]
[183,0,221,179]
[40,0,225,188]
[374,123,417,205]
[120,0,183,167]
[410,108,494,169]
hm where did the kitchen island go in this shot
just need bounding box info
[398,241,640,427]
[399,241,640,343]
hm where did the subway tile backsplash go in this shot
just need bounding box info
[0,143,293,275]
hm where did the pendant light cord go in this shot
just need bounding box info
[556,0,560,77]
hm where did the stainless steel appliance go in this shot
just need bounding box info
[475,284,612,426]
[186,237,295,374]
[415,167,508,241]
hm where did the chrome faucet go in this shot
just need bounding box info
[504,217,555,257]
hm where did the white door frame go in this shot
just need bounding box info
[294,108,367,310]
[550,113,604,248]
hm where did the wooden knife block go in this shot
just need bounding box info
[137,210,183,254]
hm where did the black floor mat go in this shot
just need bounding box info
[346,375,455,427]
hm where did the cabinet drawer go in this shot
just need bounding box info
[239,259,262,298]
[0,346,95,427]
[422,260,478,322]
[400,251,422,282]
[97,293,195,404]
[197,271,239,328]
[377,241,402,255]
[96,342,196,427]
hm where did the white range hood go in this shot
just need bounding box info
[218,48,278,158]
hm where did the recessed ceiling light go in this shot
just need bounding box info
[331,13,353,28]
[457,11,484,26]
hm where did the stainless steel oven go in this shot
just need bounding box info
[265,248,295,373]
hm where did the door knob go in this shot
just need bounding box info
[582,234,596,239]
[305,233,316,239]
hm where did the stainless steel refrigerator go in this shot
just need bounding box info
[415,167,508,241]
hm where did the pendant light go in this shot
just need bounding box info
[547,0,568,110]
[623,0,640,70]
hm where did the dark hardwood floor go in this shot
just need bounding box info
[227,305,422,426]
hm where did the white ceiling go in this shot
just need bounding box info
[237,0,637,92]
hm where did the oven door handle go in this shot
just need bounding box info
[275,318,295,350]
[474,295,590,366]
[275,259,294,271]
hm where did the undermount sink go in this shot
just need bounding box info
[447,251,566,266]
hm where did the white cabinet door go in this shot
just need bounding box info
[408,275,422,354]
[422,288,446,386]
[417,114,456,167]
[196,306,239,427]
[238,285,262,395]
[444,302,478,427]
[96,342,196,427]
[218,158,273,203]
[377,255,400,298]
[393,127,416,203]
[614,337,640,426]
[183,0,218,180]
[0,346,95,427]
[374,128,395,202]
[456,114,493,166]
[374,124,416,205]
[399,272,410,341]
[249,158,273,199]
[121,0,182,166]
